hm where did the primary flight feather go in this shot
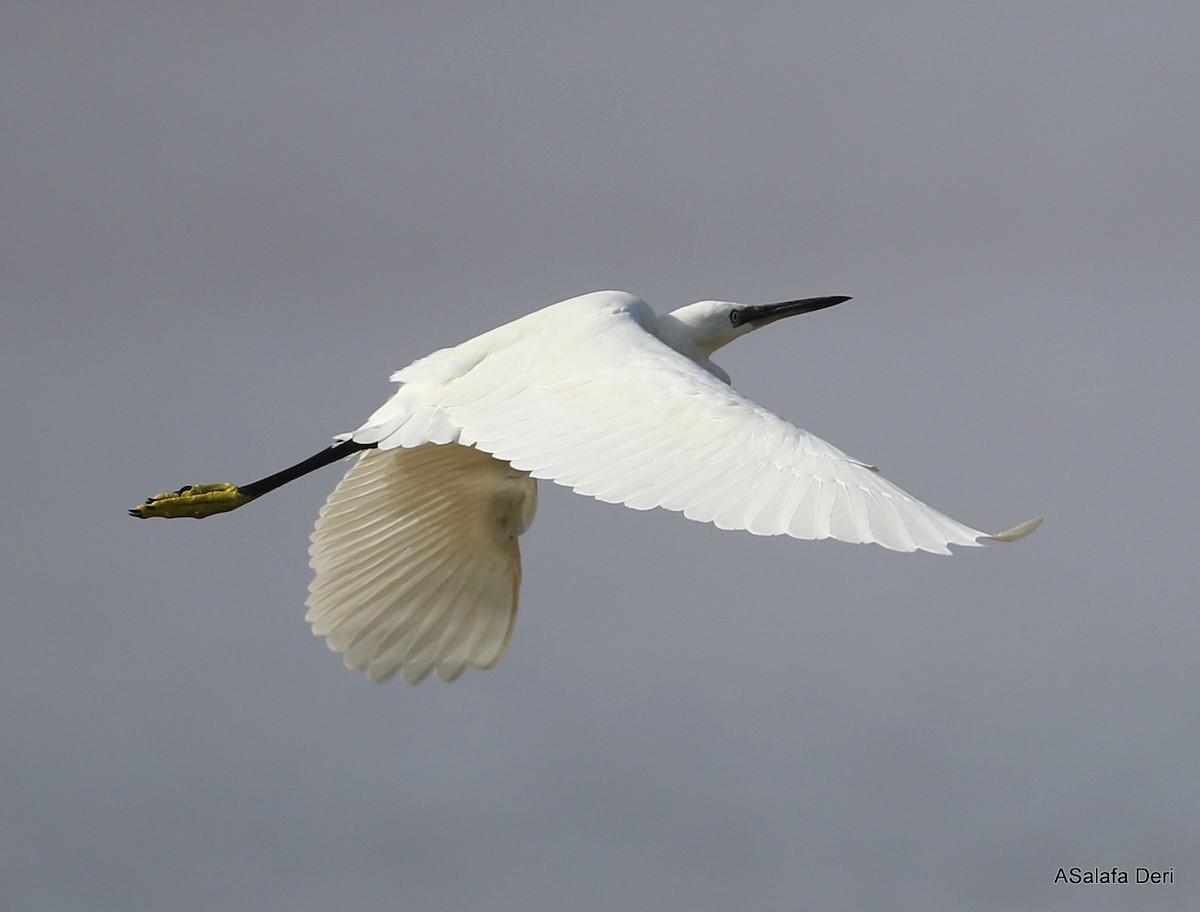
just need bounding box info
[132,290,1041,684]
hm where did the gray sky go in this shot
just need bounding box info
[4,2,1198,910]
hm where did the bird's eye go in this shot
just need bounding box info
[729,309,742,326]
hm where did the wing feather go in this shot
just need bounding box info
[306,443,535,684]
[368,293,1029,554]
[308,292,1039,685]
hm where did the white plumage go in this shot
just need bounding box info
[308,443,534,684]
[302,290,1040,684]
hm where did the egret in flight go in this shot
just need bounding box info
[131,290,1040,684]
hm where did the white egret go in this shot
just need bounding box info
[132,290,1041,684]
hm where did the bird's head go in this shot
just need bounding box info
[659,296,850,368]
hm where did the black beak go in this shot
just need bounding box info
[740,295,850,327]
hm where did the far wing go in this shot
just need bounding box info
[306,443,536,684]
[395,302,1035,555]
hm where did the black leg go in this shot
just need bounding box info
[239,439,375,500]
[130,438,377,519]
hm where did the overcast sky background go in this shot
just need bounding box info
[4,3,1198,910]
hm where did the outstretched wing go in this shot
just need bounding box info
[306,443,537,684]
[363,292,1037,555]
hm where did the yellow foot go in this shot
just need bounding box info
[129,482,252,519]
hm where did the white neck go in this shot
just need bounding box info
[654,312,732,384]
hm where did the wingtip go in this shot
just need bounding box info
[983,517,1043,543]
